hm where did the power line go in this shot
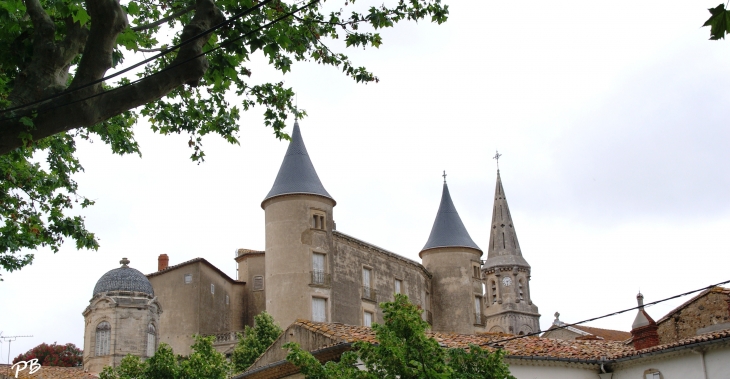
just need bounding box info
[487,278,730,346]
[0,0,278,116]
[0,0,319,125]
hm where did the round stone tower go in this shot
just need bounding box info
[82,258,162,374]
[420,179,484,334]
[261,120,336,328]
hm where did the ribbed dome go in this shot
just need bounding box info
[93,258,154,296]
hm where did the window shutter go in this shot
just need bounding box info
[312,298,326,322]
[253,276,264,291]
[364,311,373,327]
[313,253,325,271]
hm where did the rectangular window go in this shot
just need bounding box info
[184,274,192,284]
[226,295,230,305]
[645,374,661,379]
[253,275,264,291]
[475,296,482,324]
[363,311,373,327]
[363,268,372,299]
[312,253,327,285]
[394,279,402,294]
[312,298,327,322]
[210,284,215,294]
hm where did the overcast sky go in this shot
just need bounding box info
[2,0,730,363]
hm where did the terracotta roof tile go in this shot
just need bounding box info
[571,325,632,341]
[292,320,730,362]
[0,365,97,379]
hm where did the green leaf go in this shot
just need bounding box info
[703,4,730,40]
[127,1,139,16]
[72,8,90,26]
[19,116,33,127]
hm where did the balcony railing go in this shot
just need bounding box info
[474,313,486,326]
[200,330,244,344]
[362,286,377,302]
[310,270,331,286]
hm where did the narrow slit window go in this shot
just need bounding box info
[491,281,497,303]
[146,324,156,357]
[210,283,215,294]
[95,321,111,356]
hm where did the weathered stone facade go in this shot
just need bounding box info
[656,287,730,345]
[82,290,161,373]
[84,121,543,370]
[147,259,246,356]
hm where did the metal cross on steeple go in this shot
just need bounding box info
[493,150,502,170]
[442,170,447,183]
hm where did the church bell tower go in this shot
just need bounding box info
[482,170,540,335]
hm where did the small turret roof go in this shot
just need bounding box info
[421,182,481,253]
[262,121,334,206]
[483,170,530,269]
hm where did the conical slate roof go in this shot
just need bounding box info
[483,170,530,269]
[421,182,481,253]
[262,121,334,206]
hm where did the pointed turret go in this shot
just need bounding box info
[419,178,482,334]
[484,170,529,268]
[262,121,334,207]
[261,119,337,328]
[421,183,481,253]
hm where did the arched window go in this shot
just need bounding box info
[95,321,111,356]
[146,324,156,357]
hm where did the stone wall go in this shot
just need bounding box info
[656,288,730,344]
[331,232,431,326]
[82,292,160,374]
[236,251,266,327]
[147,260,245,356]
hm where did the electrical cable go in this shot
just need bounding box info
[0,0,319,125]
[486,278,730,346]
[0,0,277,116]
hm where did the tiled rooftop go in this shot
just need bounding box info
[0,365,97,379]
[571,325,632,341]
[293,320,730,362]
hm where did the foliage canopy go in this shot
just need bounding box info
[0,0,448,279]
[285,294,515,379]
[12,342,83,367]
[98,335,230,379]
[232,310,283,373]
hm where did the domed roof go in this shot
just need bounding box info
[93,258,154,296]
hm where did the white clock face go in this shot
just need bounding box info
[502,277,512,286]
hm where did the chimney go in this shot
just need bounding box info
[631,292,660,350]
[158,254,169,271]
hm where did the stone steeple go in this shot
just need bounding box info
[484,170,529,269]
[482,170,540,335]
[262,121,334,207]
[421,182,481,253]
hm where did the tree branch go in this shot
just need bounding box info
[131,4,195,31]
[0,0,226,155]
[71,0,129,93]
